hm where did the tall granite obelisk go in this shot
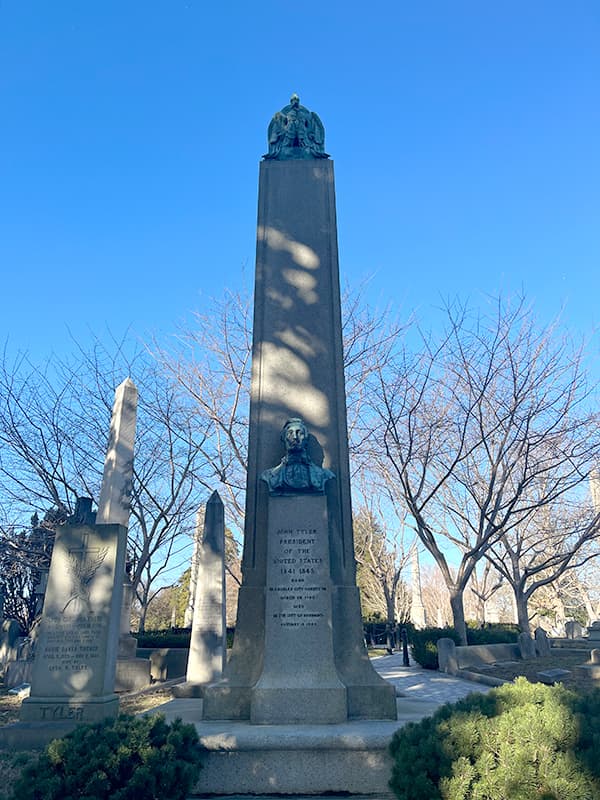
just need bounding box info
[203,95,396,721]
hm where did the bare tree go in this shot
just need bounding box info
[419,565,452,628]
[353,506,412,624]
[154,289,253,533]
[468,560,505,625]
[367,296,600,643]
[0,284,404,629]
[485,497,600,634]
[0,337,211,628]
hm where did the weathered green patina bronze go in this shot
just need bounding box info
[260,418,335,494]
[264,94,329,160]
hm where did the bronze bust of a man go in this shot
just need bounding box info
[260,418,335,495]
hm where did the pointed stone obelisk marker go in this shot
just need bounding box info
[204,96,396,722]
[410,547,427,629]
[96,377,138,527]
[19,379,137,735]
[183,508,204,629]
[179,492,226,690]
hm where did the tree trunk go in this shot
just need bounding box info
[475,595,485,625]
[514,589,530,636]
[385,589,396,627]
[138,593,150,633]
[449,590,468,644]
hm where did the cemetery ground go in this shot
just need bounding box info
[0,646,597,800]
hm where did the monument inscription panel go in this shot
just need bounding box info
[251,494,346,724]
[269,526,327,631]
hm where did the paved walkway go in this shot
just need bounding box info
[373,651,493,706]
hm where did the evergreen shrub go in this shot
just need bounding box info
[136,627,235,649]
[465,622,520,645]
[389,678,600,800]
[12,714,203,800]
[135,629,191,648]
[410,627,461,669]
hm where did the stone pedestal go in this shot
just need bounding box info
[587,621,600,643]
[115,573,151,691]
[20,523,127,725]
[251,495,346,724]
[118,576,136,657]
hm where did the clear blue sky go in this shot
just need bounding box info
[1,1,599,361]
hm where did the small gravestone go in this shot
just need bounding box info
[565,620,584,639]
[575,649,600,684]
[537,668,571,685]
[534,627,551,657]
[518,632,537,660]
[0,619,20,668]
[437,637,458,674]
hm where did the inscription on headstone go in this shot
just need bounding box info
[20,523,127,724]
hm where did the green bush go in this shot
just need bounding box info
[389,678,600,800]
[410,627,461,669]
[12,714,203,800]
[135,630,192,648]
[135,627,235,649]
[465,622,520,645]
[409,624,520,668]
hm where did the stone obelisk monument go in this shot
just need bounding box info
[204,95,396,722]
[410,547,427,629]
[183,508,204,628]
[184,491,227,686]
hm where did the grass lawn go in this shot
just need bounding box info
[465,648,596,692]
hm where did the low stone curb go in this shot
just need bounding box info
[455,669,507,688]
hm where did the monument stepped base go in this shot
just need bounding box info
[152,697,434,797]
